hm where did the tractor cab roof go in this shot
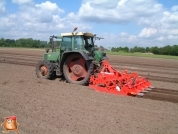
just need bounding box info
[61,32,95,37]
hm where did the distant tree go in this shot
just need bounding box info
[171,45,178,56]
[130,48,134,53]
[123,47,129,52]
[151,46,160,54]
[145,47,150,53]
[0,38,6,47]
[132,46,138,52]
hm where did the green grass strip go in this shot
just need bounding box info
[106,52,178,60]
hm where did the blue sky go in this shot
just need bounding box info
[0,0,178,48]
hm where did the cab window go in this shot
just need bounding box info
[74,36,85,50]
[61,36,72,50]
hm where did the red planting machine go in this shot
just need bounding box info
[89,60,153,97]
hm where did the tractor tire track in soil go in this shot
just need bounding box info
[142,88,178,103]
[110,60,178,69]
[112,63,178,75]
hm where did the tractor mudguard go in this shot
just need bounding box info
[62,51,93,61]
[60,51,93,71]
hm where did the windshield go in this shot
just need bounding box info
[74,36,85,50]
[84,36,94,46]
[73,35,94,52]
[84,36,94,52]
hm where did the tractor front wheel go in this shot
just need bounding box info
[36,60,54,79]
[63,54,93,85]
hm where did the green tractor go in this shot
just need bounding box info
[36,27,107,85]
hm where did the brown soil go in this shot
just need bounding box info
[0,48,178,134]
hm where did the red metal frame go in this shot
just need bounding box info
[89,60,152,96]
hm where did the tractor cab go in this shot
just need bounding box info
[47,32,95,53]
[44,31,98,62]
[60,32,95,53]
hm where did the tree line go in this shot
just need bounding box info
[111,45,178,56]
[0,38,177,56]
[0,38,48,48]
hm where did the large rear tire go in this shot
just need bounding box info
[63,54,93,85]
[36,60,54,79]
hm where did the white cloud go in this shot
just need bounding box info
[12,0,33,5]
[167,35,178,40]
[77,0,178,47]
[118,32,137,42]
[156,36,164,41]
[169,29,178,35]
[78,0,163,24]
[139,28,158,38]
[0,1,92,40]
[17,1,64,24]
[118,0,128,6]
[94,32,138,48]
[35,1,63,13]
[0,0,6,14]
[171,5,178,11]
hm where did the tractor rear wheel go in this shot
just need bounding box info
[63,54,93,85]
[36,60,54,79]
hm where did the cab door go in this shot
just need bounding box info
[60,36,72,60]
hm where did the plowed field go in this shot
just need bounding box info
[0,48,178,134]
